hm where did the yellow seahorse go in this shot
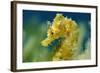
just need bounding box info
[41,13,80,61]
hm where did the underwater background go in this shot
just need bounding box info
[23,10,91,62]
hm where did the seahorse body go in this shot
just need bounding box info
[41,13,80,61]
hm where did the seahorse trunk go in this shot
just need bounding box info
[52,29,79,61]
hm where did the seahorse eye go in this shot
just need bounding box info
[51,31,54,35]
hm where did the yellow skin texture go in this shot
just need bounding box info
[41,14,79,61]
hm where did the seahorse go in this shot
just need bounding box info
[41,13,80,61]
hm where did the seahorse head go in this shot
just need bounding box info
[41,14,65,47]
[41,13,78,47]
